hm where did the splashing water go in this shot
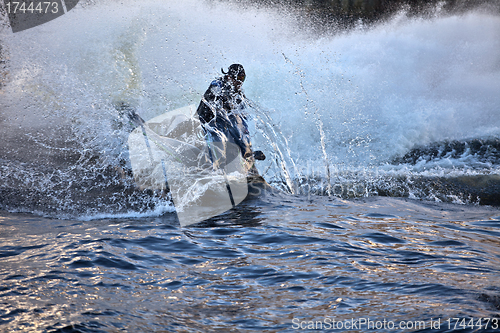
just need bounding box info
[1,0,499,217]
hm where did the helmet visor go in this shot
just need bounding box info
[236,72,246,82]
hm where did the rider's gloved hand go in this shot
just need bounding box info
[253,150,266,161]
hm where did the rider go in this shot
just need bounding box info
[197,64,265,163]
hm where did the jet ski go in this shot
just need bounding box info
[125,104,269,226]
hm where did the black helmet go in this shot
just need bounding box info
[222,64,245,82]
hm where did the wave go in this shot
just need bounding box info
[392,138,500,167]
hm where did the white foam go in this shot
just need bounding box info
[78,203,176,221]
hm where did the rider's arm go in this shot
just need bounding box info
[198,80,224,124]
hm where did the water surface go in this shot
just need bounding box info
[2,193,500,332]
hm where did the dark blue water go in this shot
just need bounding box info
[2,1,500,332]
[2,191,500,332]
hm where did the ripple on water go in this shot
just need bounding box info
[1,197,500,331]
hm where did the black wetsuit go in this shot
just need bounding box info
[197,77,252,159]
